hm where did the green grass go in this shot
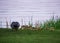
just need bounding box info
[42,18,60,29]
[0,29,60,43]
[0,17,60,43]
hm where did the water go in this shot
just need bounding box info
[0,0,60,28]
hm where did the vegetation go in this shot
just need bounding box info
[0,29,60,43]
[0,16,60,43]
[55,18,60,29]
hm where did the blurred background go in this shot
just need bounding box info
[0,0,60,28]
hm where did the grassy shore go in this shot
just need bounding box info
[0,17,60,43]
[0,29,60,43]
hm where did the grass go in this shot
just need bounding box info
[0,29,60,43]
[42,17,60,29]
[0,16,60,43]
